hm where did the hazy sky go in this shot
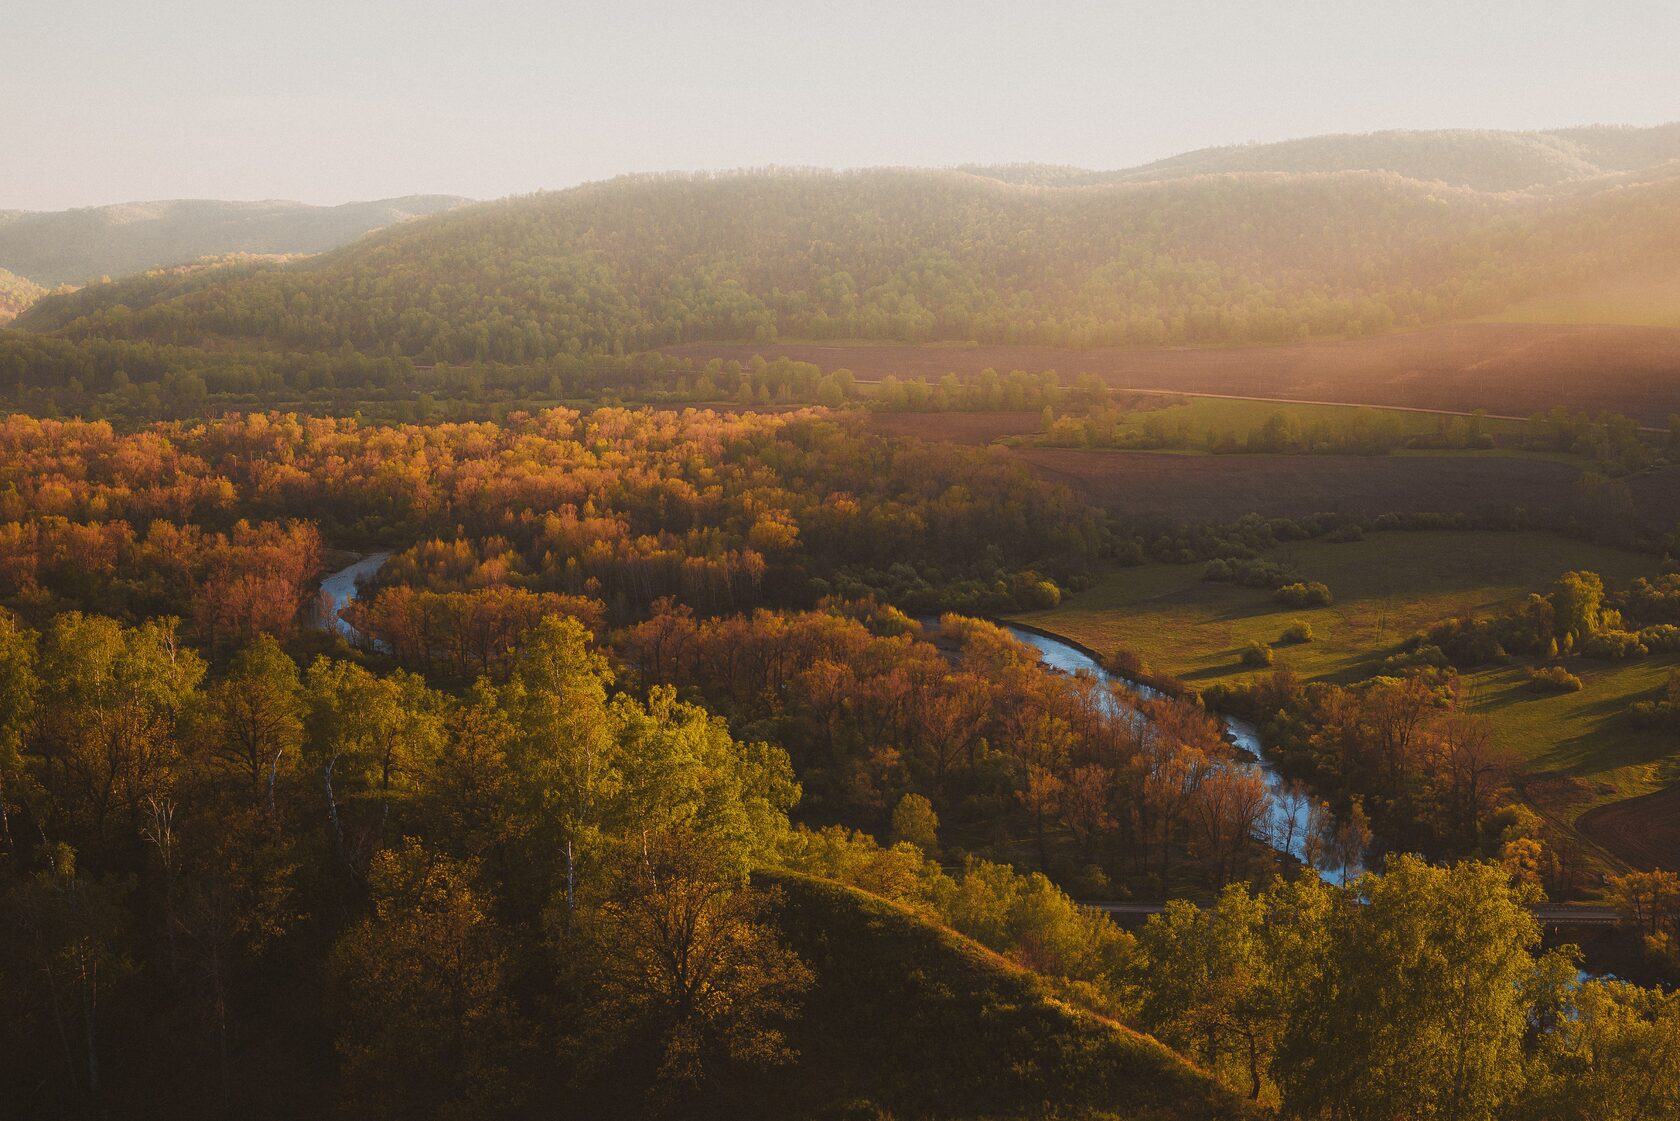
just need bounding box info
[4,0,1678,210]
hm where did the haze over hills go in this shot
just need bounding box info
[0,194,472,287]
[16,141,1680,366]
[965,123,1680,191]
[1109,123,1680,192]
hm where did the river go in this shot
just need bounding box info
[310,552,1357,880]
[1000,623,1363,883]
[315,551,391,643]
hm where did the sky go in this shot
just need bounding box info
[3,0,1678,211]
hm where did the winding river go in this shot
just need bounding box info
[310,553,1357,881]
[315,551,391,643]
[1000,623,1362,883]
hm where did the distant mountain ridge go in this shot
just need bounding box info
[0,195,473,286]
[965,123,1680,192]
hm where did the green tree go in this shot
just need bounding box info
[889,792,939,855]
[0,610,39,854]
[328,838,522,1120]
[1516,979,1680,1121]
[1273,856,1549,1121]
[33,614,205,847]
[304,659,447,864]
[578,828,812,1089]
[207,634,303,809]
[504,615,618,915]
[1136,885,1278,1099]
[1550,571,1605,649]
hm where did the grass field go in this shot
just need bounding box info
[1477,271,1680,330]
[1010,529,1680,873]
[1081,394,1537,445]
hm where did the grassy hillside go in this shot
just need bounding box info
[730,872,1259,1121]
[16,162,1680,364]
[0,194,471,286]
[1102,124,1680,191]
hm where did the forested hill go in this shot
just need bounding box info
[15,158,1680,359]
[0,267,44,324]
[0,194,471,286]
[971,123,1680,192]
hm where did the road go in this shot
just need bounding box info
[1081,900,1622,929]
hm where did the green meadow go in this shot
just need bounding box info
[1014,529,1680,865]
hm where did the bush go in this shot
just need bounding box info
[1106,647,1152,680]
[1240,641,1275,667]
[1637,624,1680,653]
[1583,630,1648,660]
[1382,643,1449,672]
[1527,665,1583,693]
[1279,619,1313,644]
[1275,581,1332,607]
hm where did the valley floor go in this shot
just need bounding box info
[1009,529,1680,880]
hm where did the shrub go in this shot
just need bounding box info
[1583,630,1647,660]
[1275,581,1332,607]
[1279,619,1313,644]
[1637,624,1680,653]
[1106,647,1152,680]
[1382,643,1449,672]
[1240,641,1275,668]
[1527,665,1583,693]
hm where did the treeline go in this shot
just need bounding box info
[1042,399,1670,474]
[0,329,719,421]
[796,823,1680,1117]
[1404,569,1680,669]
[0,408,1104,625]
[1208,670,1543,876]
[19,167,1680,360]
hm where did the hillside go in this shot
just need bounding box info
[0,267,44,323]
[0,194,471,286]
[15,162,1680,367]
[723,873,1258,1121]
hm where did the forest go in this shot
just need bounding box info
[2,124,1679,1120]
[0,395,1676,1119]
[14,165,1680,368]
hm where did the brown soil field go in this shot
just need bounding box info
[1006,448,1589,522]
[865,410,1044,443]
[1577,783,1680,871]
[664,323,1680,426]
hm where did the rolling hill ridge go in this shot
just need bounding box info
[0,194,472,287]
[16,159,1680,364]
